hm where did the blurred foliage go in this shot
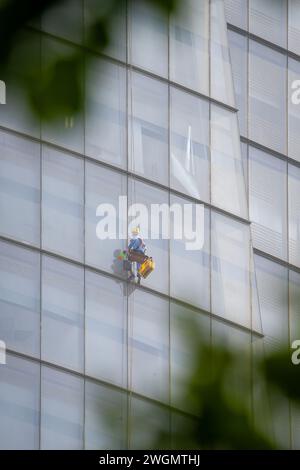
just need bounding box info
[0,0,179,122]
[0,0,60,63]
[262,349,300,403]
[129,316,300,450]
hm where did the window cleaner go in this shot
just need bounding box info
[126,227,154,284]
[127,226,146,284]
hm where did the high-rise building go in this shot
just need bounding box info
[0,0,299,449]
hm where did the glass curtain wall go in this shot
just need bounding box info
[1,0,299,450]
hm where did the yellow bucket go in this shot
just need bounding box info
[138,258,155,279]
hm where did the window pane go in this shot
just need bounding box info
[42,256,84,372]
[0,354,39,449]
[288,57,300,163]
[241,142,248,193]
[290,270,300,343]
[225,0,248,29]
[170,88,209,201]
[42,146,84,261]
[129,396,170,449]
[129,290,169,403]
[289,164,300,267]
[128,179,169,294]
[170,303,210,413]
[289,0,300,55]
[170,195,210,310]
[252,336,290,448]
[129,72,168,185]
[85,271,127,387]
[251,249,263,334]
[249,0,287,48]
[255,255,289,351]
[228,30,248,137]
[0,31,40,137]
[0,131,40,245]
[249,40,287,154]
[86,58,126,168]
[42,0,83,44]
[211,212,251,328]
[85,0,126,61]
[129,0,168,77]
[0,241,40,357]
[41,37,84,153]
[212,319,252,411]
[211,0,235,107]
[85,381,127,449]
[170,0,209,94]
[211,105,248,218]
[249,147,288,260]
[41,367,84,449]
[85,162,127,273]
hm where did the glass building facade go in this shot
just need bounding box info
[0,0,299,449]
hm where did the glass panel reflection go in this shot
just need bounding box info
[211,105,248,218]
[41,366,84,449]
[42,146,84,262]
[85,270,127,387]
[249,147,288,261]
[129,72,168,185]
[249,40,287,154]
[42,256,84,372]
[0,131,40,245]
[0,241,40,357]
[170,0,209,94]
[85,380,127,449]
[170,88,209,201]
[129,0,168,77]
[0,354,40,449]
[86,58,126,168]
[288,164,300,267]
[129,289,169,403]
[211,212,251,328]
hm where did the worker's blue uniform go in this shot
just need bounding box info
[128,236,146,279]
[128,237,145,253]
